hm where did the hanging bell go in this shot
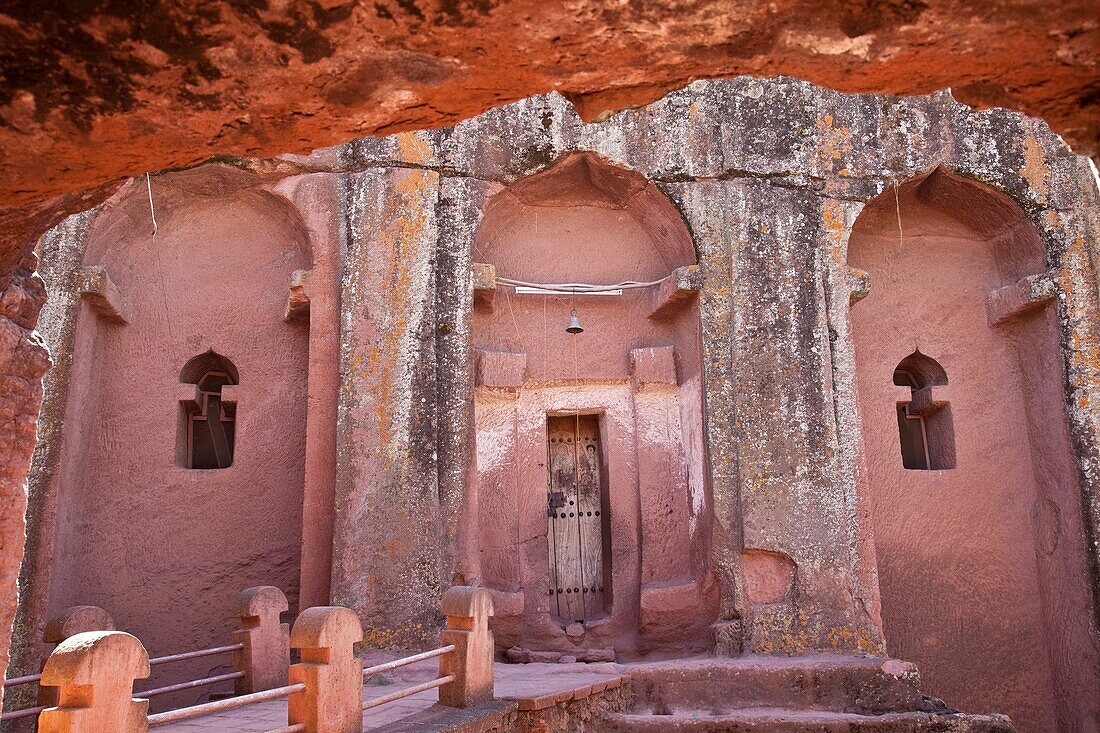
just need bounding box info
[565,311,584,334]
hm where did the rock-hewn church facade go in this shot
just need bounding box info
[14,77,1100,731]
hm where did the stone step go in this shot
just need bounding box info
[599,708,1016,732]
[626,656,924,715]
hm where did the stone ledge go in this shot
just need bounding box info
[386,699,519,733]
[510,674,631,711]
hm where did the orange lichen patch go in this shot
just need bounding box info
[815,113,853,171]
[360,168,438,449]
[396,132,434,166]
[1019,133,1051,202]
[822,199,848,262]
[360,622,435,650]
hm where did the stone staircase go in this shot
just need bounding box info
[596,656,1015,732]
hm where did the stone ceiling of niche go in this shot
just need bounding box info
[0,0,1097,264]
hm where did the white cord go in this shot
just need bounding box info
[146,172,159,240]
[496,276,665,293]
[893,181,903,247]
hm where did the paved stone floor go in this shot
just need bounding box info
[155,656,625,732]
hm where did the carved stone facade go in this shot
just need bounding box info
[12,77,1100,731]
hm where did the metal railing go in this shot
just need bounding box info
[147,682,307,728]
[1,585,291,726]
[1,643,246,722]
[20,585,495,733]
[361,644,455,712]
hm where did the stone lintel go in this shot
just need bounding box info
[906,386,942,416]
[630,346,678,387]
[284,269,312,322]
[893,383,953,415]
[177,382,240,405]
[987,270,1058,325]
[848,267,871,305]
[475,348,526,389]
[472,262,497,309]
[76,265,128,324]
[648,264,701,319]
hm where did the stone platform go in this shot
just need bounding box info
[154,655,629,732]
[156,654,1014,732]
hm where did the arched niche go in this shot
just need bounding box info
[848,168,1099,732]
[45,164,312,710]
[178,350,239,470]
[892,350,955,471]
[473,152,699,381]
[179,349,240,385]
[469,153,716,658]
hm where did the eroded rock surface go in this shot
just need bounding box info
[1,2,1098,219]
[0,1,1097,689]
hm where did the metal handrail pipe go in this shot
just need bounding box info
[137,671,244,698]
[362,645,455,679]
[361,675,455,711]
[0,705,47,721]
[0,642,244,690]
[147,682,306,727]
[149,643,243,666]
[2,672,42,687]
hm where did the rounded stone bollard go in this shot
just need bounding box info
[288,607,364,733]
[38,630,150,733]
[233,586,291,694]
[439,586,495,709]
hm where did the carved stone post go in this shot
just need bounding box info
[38,631,149,733]
[36,606,117,709]
[288,607,363,733]
[233,586,290,694]
[439,586,494,708]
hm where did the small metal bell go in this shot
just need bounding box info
[565,311,584,334]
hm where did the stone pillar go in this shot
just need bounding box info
[667,179,885,655]
[330,165,443,648]
[288,607,363,733]
[435,176,497,588]
[38,631,149,733]
[233,586,290,694]
[439,586,494,709]
[270,173,344,611]
[661,181,747,647]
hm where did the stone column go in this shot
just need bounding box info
[668,178,885,655]
[330,165,443,647]
[269,172,345,610]
[435,176,498,586]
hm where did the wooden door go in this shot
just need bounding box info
[547,415,605,622]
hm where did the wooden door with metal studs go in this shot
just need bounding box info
[546,414,605,622]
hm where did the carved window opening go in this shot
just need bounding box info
[179,352,238,470]
[893,352,956,470]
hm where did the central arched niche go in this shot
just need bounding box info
[469,152,717,659]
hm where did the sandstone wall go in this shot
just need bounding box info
[322,78,1100,660]
[8,79,1100,726]
[2,3,1099,688]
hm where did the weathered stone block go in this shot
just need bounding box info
[476,349,527,389]
[987,270,1058,325]
[630,346,677,387]
[75,265,127,323]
